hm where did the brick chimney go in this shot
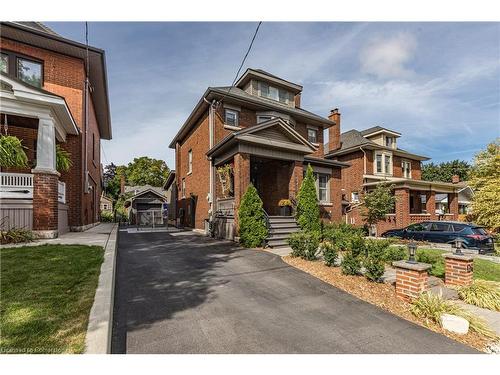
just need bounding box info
[327,108,341,153]
[294,93,301,108]
[120,174,125,194]
[452,175,460,184]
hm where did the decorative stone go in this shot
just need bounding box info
[443,253,474,287]
[440,314,469,335]
[392,261,432,301]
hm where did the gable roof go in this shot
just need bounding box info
[360,126,401,137]
[235,68,303,93]
[124,185,165,197]
[1,21,112,140]
[128,187,167,202]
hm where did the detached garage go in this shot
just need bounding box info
[127,188,168,226]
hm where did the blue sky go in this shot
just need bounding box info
[46,22,500,168]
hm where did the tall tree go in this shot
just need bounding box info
[362,183,397,235]
[421,160,472,182]
[296,164,321,232]
[238,184,268,247]
[469,140,500,232]
[124,156,170,187]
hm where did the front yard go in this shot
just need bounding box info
[0,244,104,354]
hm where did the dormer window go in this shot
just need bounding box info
[385,136,394,148]
[257,81,292,105]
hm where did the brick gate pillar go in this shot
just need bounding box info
[233,153,250,234]
[395,188,410,228]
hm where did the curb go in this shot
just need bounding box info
[84,223,118,354]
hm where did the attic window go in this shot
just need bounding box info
[307,128,318,144]
[258,81,291,104]
[385,136,394,148]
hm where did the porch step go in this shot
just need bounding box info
[266,216,299,249]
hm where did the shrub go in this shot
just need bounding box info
[100,210,114,223]
[416,249,445,278]
[411,292,497,339]
[1,227,36,244]
[383,246,407,263]
[295,165,320,233]
[288,231,320,260]
[322,223,364,252]
[56,145,72,172]
[320,241,339,267]
[238,184,268,248]
[361,183,396,235]
[457,280,500,311]
[0,135,28,168]
[364,240,389,282]
[341,251,362,275]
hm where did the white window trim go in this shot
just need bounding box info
[307,126,319,145]
[351,191,360,203]
[402,159,412,179]
[314,172,330,204]
[187,149,193,175]
[224,109,239,128]
[374,150,393,176]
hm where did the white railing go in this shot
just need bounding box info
[0,172,34,198]
[58,181,66,204]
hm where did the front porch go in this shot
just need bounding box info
[0,74,78,237]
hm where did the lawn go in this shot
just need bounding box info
[415,248,500,282]
[0,244,104,354]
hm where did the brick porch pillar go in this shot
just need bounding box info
[288,160,303,200]
[426,190,436,219]
[443,253,474,287]
[233,153,250,234]
[448,192,459,220]
[395,188,410,228]
[393,260,432,302]
[32,117,59,238]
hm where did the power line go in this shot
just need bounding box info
[217,21,262,107]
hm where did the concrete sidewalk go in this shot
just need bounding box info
[3,222,115,248]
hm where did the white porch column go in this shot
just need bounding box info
[33,117,58,173]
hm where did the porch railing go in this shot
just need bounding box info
[0,172,33,198]
[58,181,66,204]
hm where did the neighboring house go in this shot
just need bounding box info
[125,186,168,226]
[435,184,473,215]
[169,68,349,243]
[163,171,177,221]
[0,22,111,237]
[100,194,113,213]
[325,122,464,234]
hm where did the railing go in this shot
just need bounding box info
[58,181,66,204]
[0,172,33,198]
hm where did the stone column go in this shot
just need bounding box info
[233,153,250,234]
[393,261,432,302]
[426,190,436,219]
[394,188,410,228]
[32,117,60,238]
[448,192,459,220]
[443,254,474,287]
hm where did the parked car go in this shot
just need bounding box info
[381,221,494,253]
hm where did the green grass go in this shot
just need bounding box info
[0,244,104,354]
[413,248,500,282]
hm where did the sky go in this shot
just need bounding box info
[46,22,500,169]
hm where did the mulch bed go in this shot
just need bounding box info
[282,255,492,352]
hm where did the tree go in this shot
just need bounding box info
[238,184,268,247]
[124,156,170,187]
[103,163,122,200]
[421,160,472,182]
[362,183,397,235]
[469,139,500,232]
[296,164,321,233]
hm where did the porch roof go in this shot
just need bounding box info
[206,118,317,162]
[363,175,465,193]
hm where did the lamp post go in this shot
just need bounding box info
[454,238,464,255]
[407,242,417,264]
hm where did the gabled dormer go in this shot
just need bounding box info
[235,68,302,108]
[360,126,401,150]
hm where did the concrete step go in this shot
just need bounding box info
[269,222,299,229]
[267,233,292,241]
[269,226,300,234]
[268,239,289,247]
[268,216,296,224]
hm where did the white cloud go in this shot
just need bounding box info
[360,32,417,79]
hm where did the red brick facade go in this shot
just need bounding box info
[393,262,431,302]
[32,172,59,231]
[1,34,106,230]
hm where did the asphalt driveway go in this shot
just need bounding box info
[111,230,477,354]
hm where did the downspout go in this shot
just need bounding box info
[204,98,217,225]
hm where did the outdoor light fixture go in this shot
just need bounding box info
[407,242,417,264]
[454,238,464,255]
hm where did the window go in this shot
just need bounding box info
[430,223,451,232]
[224,109,238,127]
[402,160,411,178]
[17,57,42,88]
[375,151,392,175]
[407,223,429,231]
[257,115,273,124]
[182,178,186,198]
[1,53,8,73]
[103,204,108,210]
[307,128,318,144]
[385,136,394,148]
[258,81,290,104]
[188,149,192,174]
[278,89,288,103]
[351,192,359,203]
[313,173,329,203]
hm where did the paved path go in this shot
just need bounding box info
[111,231,477,354]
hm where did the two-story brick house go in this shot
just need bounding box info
[0,22,112,237]
[169,68,348,246]
[325,115,463,234]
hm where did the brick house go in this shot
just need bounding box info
[0,22,111,238]
[169,68,349,246]
[324,119,464,235]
